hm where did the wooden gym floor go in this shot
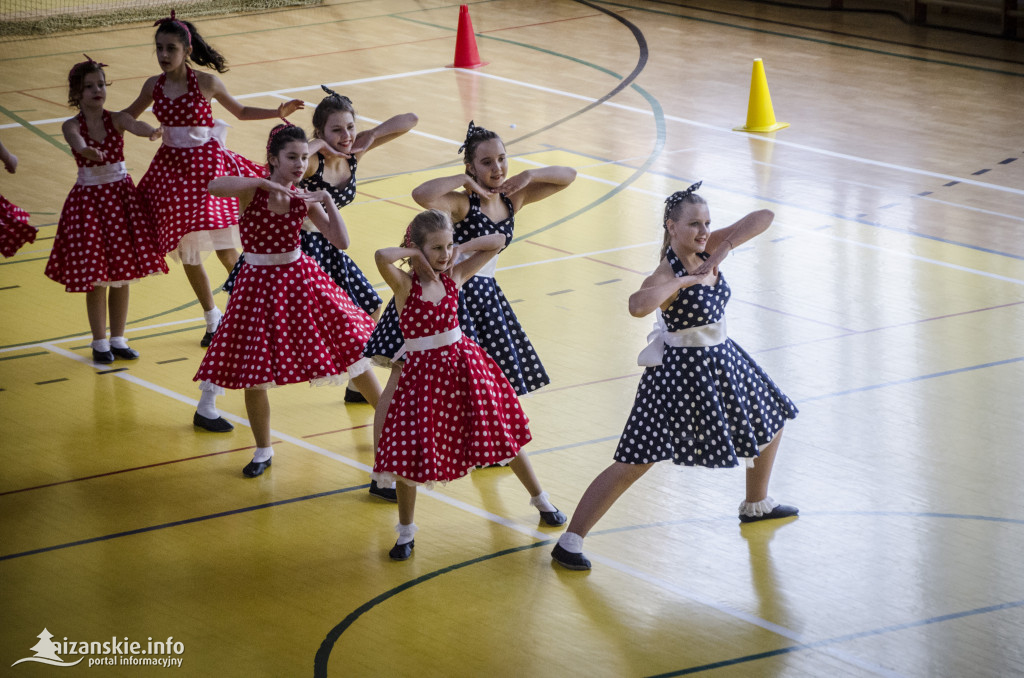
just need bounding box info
[1,1,1023,675]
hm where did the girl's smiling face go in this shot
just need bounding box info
[466,138,507,189]
[269,140,309,183]
[667,202,711,255]
[420,228,454,271]
[322,110,356,155]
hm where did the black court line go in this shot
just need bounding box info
[315,511,1024,676]
[34,378,67,385]
[156,357,189,365]
[596,278,621,285]
[96,367,129,375]
[0,285,20,290]
[0,351,46,361]
[0,484,368,562]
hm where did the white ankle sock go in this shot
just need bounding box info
[739,496,779,517]
[529,490,557,513]
[91,338,110,352]
[109,336,129,350]
[203,307,222,333]
[395,522,418,545]
[196,384,221,419]
[557,532,584,554]
[252,446,273,463]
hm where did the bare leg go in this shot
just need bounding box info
[565,462,654,538]
[107,286,130,339]
[508,454,542,497]
[85,288,107,341]
[745,427,784,503]
[182,263,216,313]
[397,482,417,526]
[350,370,382,409]
[373,365,403,451]
[244,389,272,448]
[214,247,239,272]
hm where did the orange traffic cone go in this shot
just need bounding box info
[733,58,789,133]
[448,5,488,69]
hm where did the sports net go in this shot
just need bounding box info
[0,0,321,38]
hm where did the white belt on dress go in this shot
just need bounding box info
[454,250,498,279]
[637,309,727,367]
[245,249,301,266]
[403,327,463,353]
[76,161,127,186]
[161,120,230,148]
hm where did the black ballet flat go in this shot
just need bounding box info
[344,388,368,404]
[551,544,591,571]
[111,346,139,360]
[91,349,114,364]
[368,480,398,502]
[739,504,800,523]
[242,458,272,478]
[200,330,215,348]
[193,412,234,433]
[389,540,414,561]
[539,508,567,527]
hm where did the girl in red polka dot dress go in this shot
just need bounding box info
[0,139,34,259]
[373,209,564,561]
[194,123,377,478]
[45,57,168,363]
[122,12,304,359]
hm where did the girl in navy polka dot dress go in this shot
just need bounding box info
[364,121,576,501]
[121,12,304,360]
[373,209,566,561]
[45,57,168,364]
[552,183,799,571]
[224,86,417,405]
[0,139,35,259]
[194,124,377,478]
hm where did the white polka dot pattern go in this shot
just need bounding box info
[0,195,34,257]
[45,111,168,292]
[373,274,531,486]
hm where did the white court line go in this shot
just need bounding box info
[33,341,904,676]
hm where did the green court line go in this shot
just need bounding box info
[0,103,70,154]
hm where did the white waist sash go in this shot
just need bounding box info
[637,309,727,367]
[76,161,127,186]
[404,327,463,353]
[245,249,301,266]
[161,119,230,148]
[454,250,498,279]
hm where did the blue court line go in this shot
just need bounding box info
[799,355,1024,402]
[0,484,367,562]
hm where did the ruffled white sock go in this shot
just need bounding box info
[395,522,418,545]
[196,381,223,419]
[109,336,129,349]
[252,446,273,463]
[529,490,557,513]
[557,532,584,554]
[91,338,110,352]
[203,307,222,333]
[738,496,779,518]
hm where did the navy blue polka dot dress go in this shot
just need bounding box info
[614,247,797,468]
[223,154,382,316]
[364,192,549,396]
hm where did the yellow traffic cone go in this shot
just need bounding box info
[733,58,789,133]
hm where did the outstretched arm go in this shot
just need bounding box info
[203,73,304,121]
[693,209,774,276]
[112,111,161,141]
[208,176,292,202]
[350,113,419,157]
[120,77,157,119]
[62,118,103,162]
[499,165,576,211]
[0,140,18,173]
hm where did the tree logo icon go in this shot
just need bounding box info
[11,629,83,667]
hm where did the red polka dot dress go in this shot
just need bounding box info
[194,187,375,389]
[373,274,532,489]
[0,194,33,258]
[44,111,168,292]
[138,67,264,260]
